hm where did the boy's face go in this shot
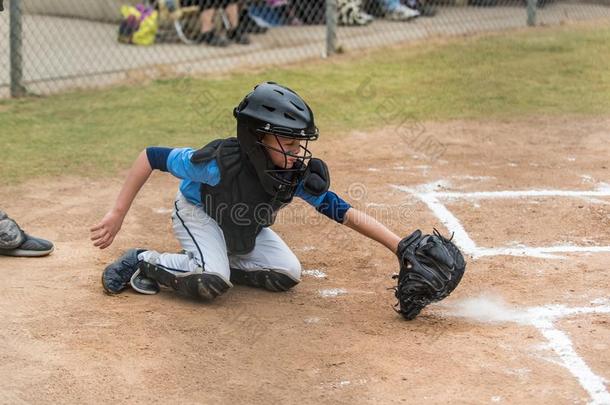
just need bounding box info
[261,134,302,169]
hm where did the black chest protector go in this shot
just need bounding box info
[191,138,297,255]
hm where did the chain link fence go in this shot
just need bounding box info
[1,0,609,98]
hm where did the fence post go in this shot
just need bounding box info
[10,0,26,97]
[527,0,537,26]
[325,0,337,57]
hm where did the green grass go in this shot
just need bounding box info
[1,23,610,185]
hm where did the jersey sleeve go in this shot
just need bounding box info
[295,181,351,224]
[146,147,173,172]
[147,147,220,186]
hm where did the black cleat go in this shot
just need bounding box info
[101,249,144,294]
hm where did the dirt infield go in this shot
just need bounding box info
[1,116,609,404]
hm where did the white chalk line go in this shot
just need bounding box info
[391,183,610,258]
[420,189,610,200]
[449,300,610,405]
[412,192,479,254]
[534,322,609,405]
[395,181,610,400]
[399,179,610,402]
[476,246,610,259]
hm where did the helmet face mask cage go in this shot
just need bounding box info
[255,132,315,188]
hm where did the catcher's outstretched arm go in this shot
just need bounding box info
[90,149,153,249]
[343,208,401,253]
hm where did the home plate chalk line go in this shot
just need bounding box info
[392,181,610,259]
[446,296,610,405]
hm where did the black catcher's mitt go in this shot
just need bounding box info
[393,229,466,320]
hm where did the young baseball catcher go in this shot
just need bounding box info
[90,82,465,319]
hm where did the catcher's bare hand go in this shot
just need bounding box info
[90,210,124,249]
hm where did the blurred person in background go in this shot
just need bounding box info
[403,0,436,17]
[245,0,304,27]
[188,0,250,46]
[378,0,420,20]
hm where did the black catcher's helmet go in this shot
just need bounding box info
[234,82,319,195]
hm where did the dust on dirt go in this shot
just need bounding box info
[1,116,609,404]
